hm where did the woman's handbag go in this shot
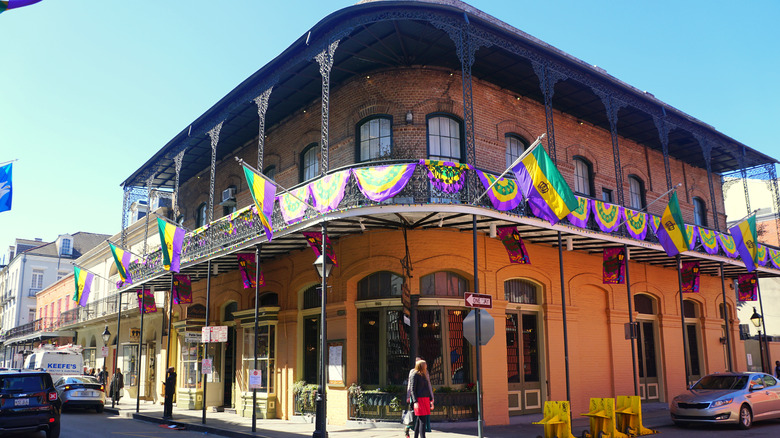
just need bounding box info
[401,407,414,425]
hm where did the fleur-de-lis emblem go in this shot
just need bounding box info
[537,181,550,194]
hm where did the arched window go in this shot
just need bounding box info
[634,294,655,315]
[196,203,208,228]
[263,165,277,182]
[505,135,527,168]
[693,197,707,226]
[302,284,320,309]
[573,157,593,196]
[420,271,467,297]
[357,116,392,161]
[223,302,238,322]
[358,271,403,300]
[683,300,699,318]
[259,292,279,307]
[427,115,462,162]
[300,143,319,182]
[628,176,645,210]
[504,279,538,304]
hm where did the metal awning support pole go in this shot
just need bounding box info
[137,289,145,413]
[557,232,571,402]
[676,255,691,387]
[719,263,733,371]
[472,215,484,438]
[252,244,261,432]
[624,245,638,396]
[203,260,212,424]
[757,272,770,372]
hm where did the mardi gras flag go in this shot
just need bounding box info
[738,273,758,301]
[769,248,780,270]
[353,164,415,202]
[649,214,661,234]
[157,218,185,272]
[496,226,530,264]
[474,170,522,211]
[108,242,133,286]
[278,186,310,224]
[237,253,265,289]
[421,160,470,194]
[698,227,720,255]
[137,289,157,314]
[302,231,338,266]
[757,244,769,267]
[511,143,578,225]
[567,196,590,228]
[0,163,11,213]
[603,247,626,284]
[655,192,689,256]
[592,200,624,233]
[0,0,42,14]
[730,215,758,272]
[172,274,192,304]
[309,170,350,213]
[718,232,738,258]
[681,261,700,293]
[625,209,648,240]
[73,266,94,307]
[243,165,276,240]
[685,225,698,251]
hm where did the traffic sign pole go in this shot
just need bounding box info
[472,215,484,438]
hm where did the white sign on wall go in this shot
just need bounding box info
[201,326,228,343]
[249,370,262,389]
[202,358,213,375]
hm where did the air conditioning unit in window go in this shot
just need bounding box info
[221,188,236,203]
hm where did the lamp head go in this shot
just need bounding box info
[313,254,334,278]
[750,307,763,328]
[102,325,111,343]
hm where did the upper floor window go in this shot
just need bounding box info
[602,188,614,203]
[693,197,707,226]
[301,143,320,182]
[57,271,68,281]
[196,203,208,228]
[264,165,277,182]
[421,271,467,297]
[504,279,538,304]
[31,269,44,290]
[573,157,593,197]
[634,294,656,315]
[357,116,392,162]
[628,176,646,210]
[60,239,72,256]
[427,115,462,162]
[358,271,403,300]
[505,135,527,168]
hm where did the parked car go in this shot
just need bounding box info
[670,372,780,429]
[54,375,105,413]
[0,369,61,438]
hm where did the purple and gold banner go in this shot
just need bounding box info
[769,248,780,270]
[302,231,338,266]
[496,226,530,264]
[625,209,648,240]
[137,289,157,314]
[757,244,769,267]
[698,228,720,255]
[681,261,700,293]
[172,274,192,305]
[649,214,661,234]
[420,160,470,194]
[353,164,415,202]
[566,196,590,228]
[308,170,350,213]
[603,247,626,284]
[592,200,624,233]
[278,186,310,224]
[238,253,265,289]
[475,170,522,211]
[718,232,739,258]
[738,273,758,301]
[685,225,698,251]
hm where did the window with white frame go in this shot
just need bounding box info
[427,115,462,162]
[181,340,203,389]
[31,269,44,290]
[505,135,527,168]
[573,157,592,196]
[196,203,208,228]
[358,116,392,161]
[60,239,71,256]
[628,176,645,210]
[301,143,319,182]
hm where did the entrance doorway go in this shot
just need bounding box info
[636,321,660,401]
[223,327,236,407]
[506,312,542,415]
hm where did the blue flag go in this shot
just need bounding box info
[0,163,11,213]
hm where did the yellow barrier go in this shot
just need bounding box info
[533,401,577,438]
[615,396,658,436]
[581,397,628,438]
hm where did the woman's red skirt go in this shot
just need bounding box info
[414,396,431,416]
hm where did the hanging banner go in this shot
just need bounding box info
[697,227,720,255]
[685,225,698,251]
[496,226,530,264]
[420,160,470,194]
[769,247,780,270]
[137,289,157,314]
[237,253,265,289]
[474,170,522,211]
[172,274,192,304]
[308,170,350,213]
[352,163,416,202]
[624,209,648,240]
[603,247,626,284]
[566,196,590,228]
[649,214,661,234]
[756,244,769,267]
[738,273,758,301]
[278,186,310,224]
[681,261,700,293]
[302,231,338,266]
[592,200,624,233]
[718,232,739,258]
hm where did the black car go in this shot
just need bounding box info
[0,369,61,438]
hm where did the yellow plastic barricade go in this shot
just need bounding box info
[581,398,628,438]
[533,401,577,438]
[615,396,658,436]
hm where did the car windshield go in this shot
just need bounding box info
[64,376,98,384]
[0,375,46,393]
[692,375,748,390]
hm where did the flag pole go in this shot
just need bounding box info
[729,209,760,227]
[105,239,147,263]
[151,212,193,233]
[676,254,692,387]
[0,159,19,166]
[613,183,682,230]
[471,133,545,205]
[235,157,317,210]
[70,263,114,284]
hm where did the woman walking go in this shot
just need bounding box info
[110,368,124,408]
[409,359,433,438]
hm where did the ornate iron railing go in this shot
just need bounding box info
[59,293,141,329]
[347,390,477,422]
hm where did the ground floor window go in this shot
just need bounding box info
[243,325,275,393]
[303,316,319,384]
[181,342,203,389]
[122,344,143,388]
[83,348,96,371]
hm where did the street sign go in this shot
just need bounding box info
[463,309,494,346]
[100,346,108,358]
[202,358,213,375]
[184,332,201,344]
[201,325,228,343]
[465,292,492,309]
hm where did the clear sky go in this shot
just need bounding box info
[1,0,778,258]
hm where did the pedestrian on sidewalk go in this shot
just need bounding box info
[97,367,108,385]
[775,360,780,379]
[405,357,434,438]
[163,366,176,419]
[409,359,433,438]
[110,367,124,408]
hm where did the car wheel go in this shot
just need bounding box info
[96,405,104,413]
[738,404,752,430]
[46,421,61,438]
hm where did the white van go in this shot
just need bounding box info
[24,351,84,378]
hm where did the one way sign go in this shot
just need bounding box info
[464,292,492,309]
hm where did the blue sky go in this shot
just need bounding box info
[1,0,778,257]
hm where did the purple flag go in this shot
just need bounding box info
[567,197,590,228]
[353,164,416,202]
[496,226,530,264]
[681,261,700,293]
[237,253,265,289]
[738,273,758,301]
[137,289,157,314]
[603,247,626,284]
[308,170,350,213]
[302,231,338,266]
[474,169,522,211]
[172,274,192,304]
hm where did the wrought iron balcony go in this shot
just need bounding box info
[59,293,140,329]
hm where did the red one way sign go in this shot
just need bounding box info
[464,292,492,309]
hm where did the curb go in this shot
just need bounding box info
[130,412,272,438]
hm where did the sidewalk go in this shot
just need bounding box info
[105,399,673,438]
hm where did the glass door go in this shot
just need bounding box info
[506,312,542,415]
[636,321,660,401]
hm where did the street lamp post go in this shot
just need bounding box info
[751,307,765,373]
[312,225,333,438]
